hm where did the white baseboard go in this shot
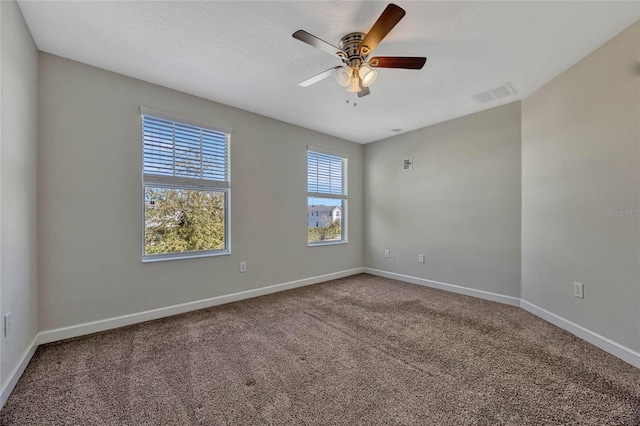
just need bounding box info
[3,269,361,408]
[1,335,39,409]
[520,300,640,369]
[4,267,637,411]
[363,268,521,307]
[363,268,639,368]
[38,267,364,345]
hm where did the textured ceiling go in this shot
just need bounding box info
[18,1,640,144]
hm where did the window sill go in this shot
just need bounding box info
[142,250,230,263]
[308,241,348,247]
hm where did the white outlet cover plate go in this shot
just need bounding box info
[573,282,584,298]
[3,313,10,338]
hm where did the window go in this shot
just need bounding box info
[307,147,347,245]
[141,108,231,260]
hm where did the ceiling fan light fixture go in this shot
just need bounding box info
[345,76,361,93]
[334,67,352,87]
[359,65,377,87]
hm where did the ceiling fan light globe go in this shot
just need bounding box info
[334,67,352,87]
[359,65,377,87]
[346,77,361,93]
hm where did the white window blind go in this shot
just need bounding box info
[143,114,230,188]
[307,149,348,199]
[141,109,231,260]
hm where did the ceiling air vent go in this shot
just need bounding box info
[472,83,517,104]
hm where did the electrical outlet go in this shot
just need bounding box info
[573,282,584,299]
[3,313,11,338]
[240,261,247,273]
[418,254,425,263]
[384,250,390,258]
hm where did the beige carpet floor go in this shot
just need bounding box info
[1,273,639,425]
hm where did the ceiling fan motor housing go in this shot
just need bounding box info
[339,32,368,68]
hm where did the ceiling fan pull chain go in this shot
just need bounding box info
[345,92,357,106]
[346,92,357,107]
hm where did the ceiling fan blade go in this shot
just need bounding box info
[357,86,371,97]
[293,30,345,58]
[369,56,427,69]
[358,3,406,56]
[298,66,341,87]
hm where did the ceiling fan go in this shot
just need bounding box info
[292,3,426,98]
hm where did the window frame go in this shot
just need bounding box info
[307,146,348,246]
[140,107,232,262]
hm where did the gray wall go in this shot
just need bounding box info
[0,0,38,387]
[521,21,639,352]
[38,54,363,331]
[364,102,522,298]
